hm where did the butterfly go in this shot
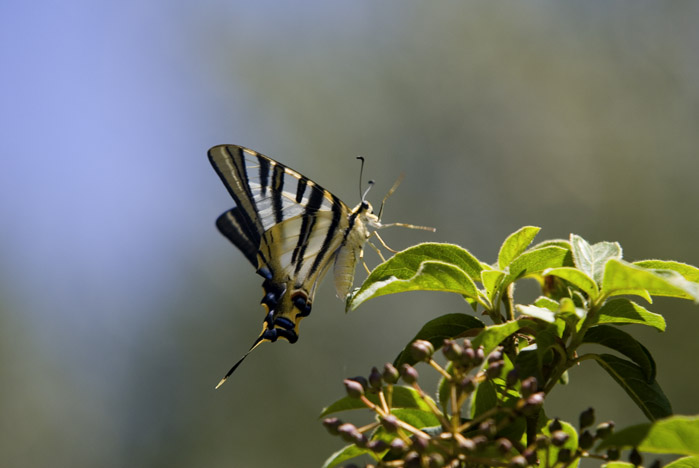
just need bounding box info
[208,144,434,388]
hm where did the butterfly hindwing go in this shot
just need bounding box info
[215,207,260,267]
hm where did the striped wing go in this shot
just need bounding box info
[208,144,352,285]
[209,144,358,387]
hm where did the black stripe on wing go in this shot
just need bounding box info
[208,146,264,242]
[292,187,325,272]
[211,145,349,232]
[216,208,260,267]
[309,194,344,276]
[271,163,285,224]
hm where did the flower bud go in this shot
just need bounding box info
[458,437,476,453]
[411,434,429,453]
[606,448,620,461]
[479,419,496,437]
[522,448,538,464]
[517,392,544,416]
[579,407,595,429]
[535,434,549,449]
[474,346,485,365]
[322,417,342,435]
[404,452,421,468]
[343,379,365,398]
[367,439,388,452]
[389,438,407,455]
[488,347,503,363]
[368,366,383,389]
[496,437,513,454]
[578,430,594,450]
[506,368,519,388]
[457,376,476,394]
[427,453,445,468]
[442,339,462,361]
[551,430,569,447]
[462,338,473,350]
[353,432,368,448]
[548,418,562,433]
[521,377,538,397]
[557,448,572,463]
[485,360,504,379]
[471,435,488,448]
[629,448,643,467]
[595,421,615,439]
[400,364,419,385]
[410,340,435,362]
[381,414,399,433]
[460,347,476,367]
[348,376,368,390]
[338,423,360,443]
[509,455,527,468]
[382,363,400,384]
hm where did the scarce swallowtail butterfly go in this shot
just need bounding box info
[208,144,434,388]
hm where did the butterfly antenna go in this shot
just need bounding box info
[215,330,268,389]
[356,156,365,200]
[362,180,375,202]
[377,173,405,220]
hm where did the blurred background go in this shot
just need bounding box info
[2,1,698,467]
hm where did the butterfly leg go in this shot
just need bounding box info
[373,231,397,254]
[358,246,373,274]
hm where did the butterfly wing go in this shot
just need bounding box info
[208,145,354,383]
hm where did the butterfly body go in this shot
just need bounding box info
[208,144,429,387]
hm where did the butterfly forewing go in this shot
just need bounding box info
[208,145,343,234]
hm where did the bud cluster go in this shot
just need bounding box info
[324,340,621,468]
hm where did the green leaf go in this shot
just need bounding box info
[665,456,699,468]
[597,415,699,456]
[534,296,560,311]
[531,239,571,251]
[320,385,433,417]
[472,320,536,356]
[322,444,372,468]
[504,246,573,287]
[593,354,672,421]
[393,313,485,367]
[542,266,599,298]
[601,259,699,302]
[391,408,441,429]
[516,304,556,323]
[347,243,483,311]
[558,297,587,324]
[470,379,497,419]
[583,325,656,381]
[538,419,579,468]
[498,226,541,269]
[514,323,560,383]
[602,463,635,468]
[437,363,452,411]
[634,260,699,283]
[597,298,666,332]
[482,269,505,303]
[570,234,622,285]
[515,344,543,384]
